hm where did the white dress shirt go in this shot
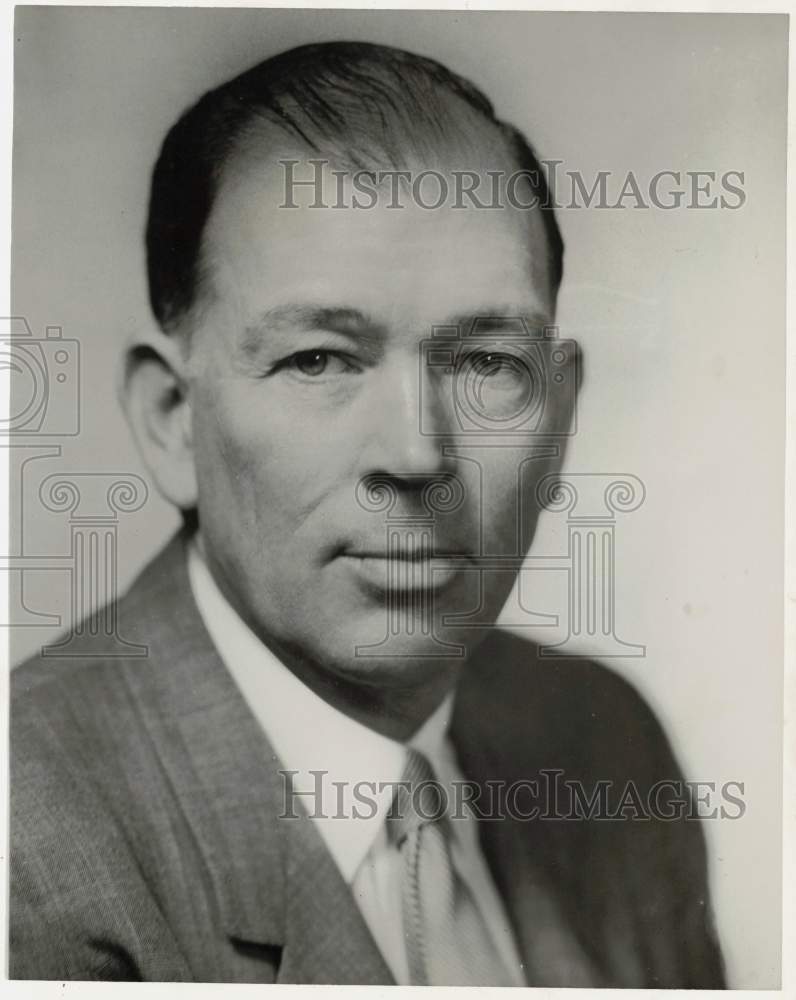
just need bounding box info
[187,539,525,985]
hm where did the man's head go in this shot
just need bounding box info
[145,41,563,337]
[124,41,576,731]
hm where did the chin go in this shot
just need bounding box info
[316,612,489,687]
[325,647,465,695]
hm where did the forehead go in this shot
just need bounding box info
[202,138,554,328]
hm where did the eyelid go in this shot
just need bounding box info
[460,344,527,360]
[293,345,356,362]
[270,346,361,379]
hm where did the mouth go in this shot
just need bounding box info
[340,551,470,594]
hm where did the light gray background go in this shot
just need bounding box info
[10,7,786,988]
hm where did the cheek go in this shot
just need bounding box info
[477,453,550,549]
[481,474,521,543]
[189,385,278,530]
[190,382,350,539]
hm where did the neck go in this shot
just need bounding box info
[258,635,463,742]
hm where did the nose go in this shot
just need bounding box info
[362,352,452,480]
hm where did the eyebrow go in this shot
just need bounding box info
[241,302,551,352]
[243,304,384,346]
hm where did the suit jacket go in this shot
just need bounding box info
[10,528,726,985]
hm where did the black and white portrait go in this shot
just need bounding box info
[5,6,788,991]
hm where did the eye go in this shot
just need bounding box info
[462,350,528,385]
[274,349,357,380]
[292,349,331,377]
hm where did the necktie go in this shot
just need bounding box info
[386,747,518,986]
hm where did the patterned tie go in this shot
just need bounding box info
[386,747,517,986]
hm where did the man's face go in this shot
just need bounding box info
[185,139,567,688]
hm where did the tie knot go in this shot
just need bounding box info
[386,748,448,847]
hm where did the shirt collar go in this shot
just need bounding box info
[187,536,454,882]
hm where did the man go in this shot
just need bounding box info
[10,41,725,985]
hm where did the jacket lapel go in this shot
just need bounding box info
[275,811,393,984]
[118,529,393,984]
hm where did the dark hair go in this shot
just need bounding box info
[146,41,564,333]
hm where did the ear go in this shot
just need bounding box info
[119,329,198,512]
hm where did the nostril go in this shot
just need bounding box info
[355,471,466,521]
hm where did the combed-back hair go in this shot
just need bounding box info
[146,41,564,333]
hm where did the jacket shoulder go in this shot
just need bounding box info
[10,656,174,979]
[459,627,675,779]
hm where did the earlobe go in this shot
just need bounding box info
[119,330,198,512]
